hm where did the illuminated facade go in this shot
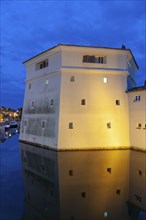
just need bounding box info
[20,44,146,219]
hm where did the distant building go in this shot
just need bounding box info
[20,44,146,219]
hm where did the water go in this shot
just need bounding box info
[0,136,146,220]
[0,134,24,220]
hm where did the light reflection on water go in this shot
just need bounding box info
[0,137,145,220]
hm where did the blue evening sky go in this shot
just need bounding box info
[0,0,146,109]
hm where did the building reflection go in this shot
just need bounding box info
[20,142,146,220]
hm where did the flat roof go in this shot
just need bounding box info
[23,43,139,69]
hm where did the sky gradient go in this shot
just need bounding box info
[1,0,146,109]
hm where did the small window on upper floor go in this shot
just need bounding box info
[69,170,73,176]
[134,194,142,203]
[31,101,35,109]
[138,170,142,176]
[81,192,86,198]
[83,55,107,64]
[81,99,86,105]
[24,120,27,126]
[133,95,141,102]
[116,189,121,195]
[143,124,146,130]
[103,77,108,84]
[36,59,48,70]
[42,121,46,129]
[70,76,75,82]
[45,79,48,85]
[116,100,120,105]
[136,123,141,129]
[29,83,31,89]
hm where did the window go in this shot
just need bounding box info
[45,79,48,85]
[29,84,31,89]
[81,99,86,105]
[107,122,111,129]
[69,170,73,176]
[83,55,106,64]
[143,124,146,130]
[81,192,86,198]
[136,123,141,129]
[36,59,48,70]
[107,168,112,173]
[133,95,141,102]
[69,123,73,129]
[103,212,108,218]
[42,121,46,128]
[116,100,120,105]
[24,120,27,126]
[50,99,54,106]
[103,77,108,83]
[138,170,142,176]
[70,76,75,82]
[31,101,35,109]
[134,195,142,203]
[116,189,121,195]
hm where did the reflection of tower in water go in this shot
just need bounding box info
[21,142,131,220]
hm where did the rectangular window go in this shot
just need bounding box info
[107,122,111,129]
[31,101,35,109]
[81,192,86,198]
[29,84,31,89]
[116,189,121,195]
[138,170,142,176]
[116,100,120,105]
[143,124,146,130]
[70,76,75,82]
[103,77,108,83]
[104,211,108,218]
[50,99,54,106]
[69,170,73,176]
[134,95,141,102]
[134,194,142,203]
[42,121,46,128]
[36,59,48,70]
[107,168,112,173]
[69,123,73,129]
[83,55,106,64]
[24,120,27,126]
[136,123,141,129]
[81,99,86,105]
[45,79,48,85]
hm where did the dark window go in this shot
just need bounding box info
[29,84,31,89]
[116,189,121,195]
[50,99,54,106]
[143,124,146,130]
[116,100,120,105]
[107,168,112,173]
[134,194,142,203]
[69,170,73,176]
[81,192,86,198]
[69,123,73,129]
[81,99,86,105]
[136,123,141,129]
[83,55,106,64]
[70,76,75,82]
[138,170,142,176]
[36,59,49,70]
[107,122,111,129]
[42,121,46,128]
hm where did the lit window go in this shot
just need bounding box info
[103,77,108,83]
[136,123,141,129]
[69,170,73,176]
[107,122,111,129]
[81,99,86,105]
[104,211,108,218]
[70,76,75,82]
[107,168,112,173]
[29,84,31,89]
[45,79,48,85]
[116,100,120,105]
[69,123,73,129]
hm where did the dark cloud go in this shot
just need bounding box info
[0,0,145,108]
